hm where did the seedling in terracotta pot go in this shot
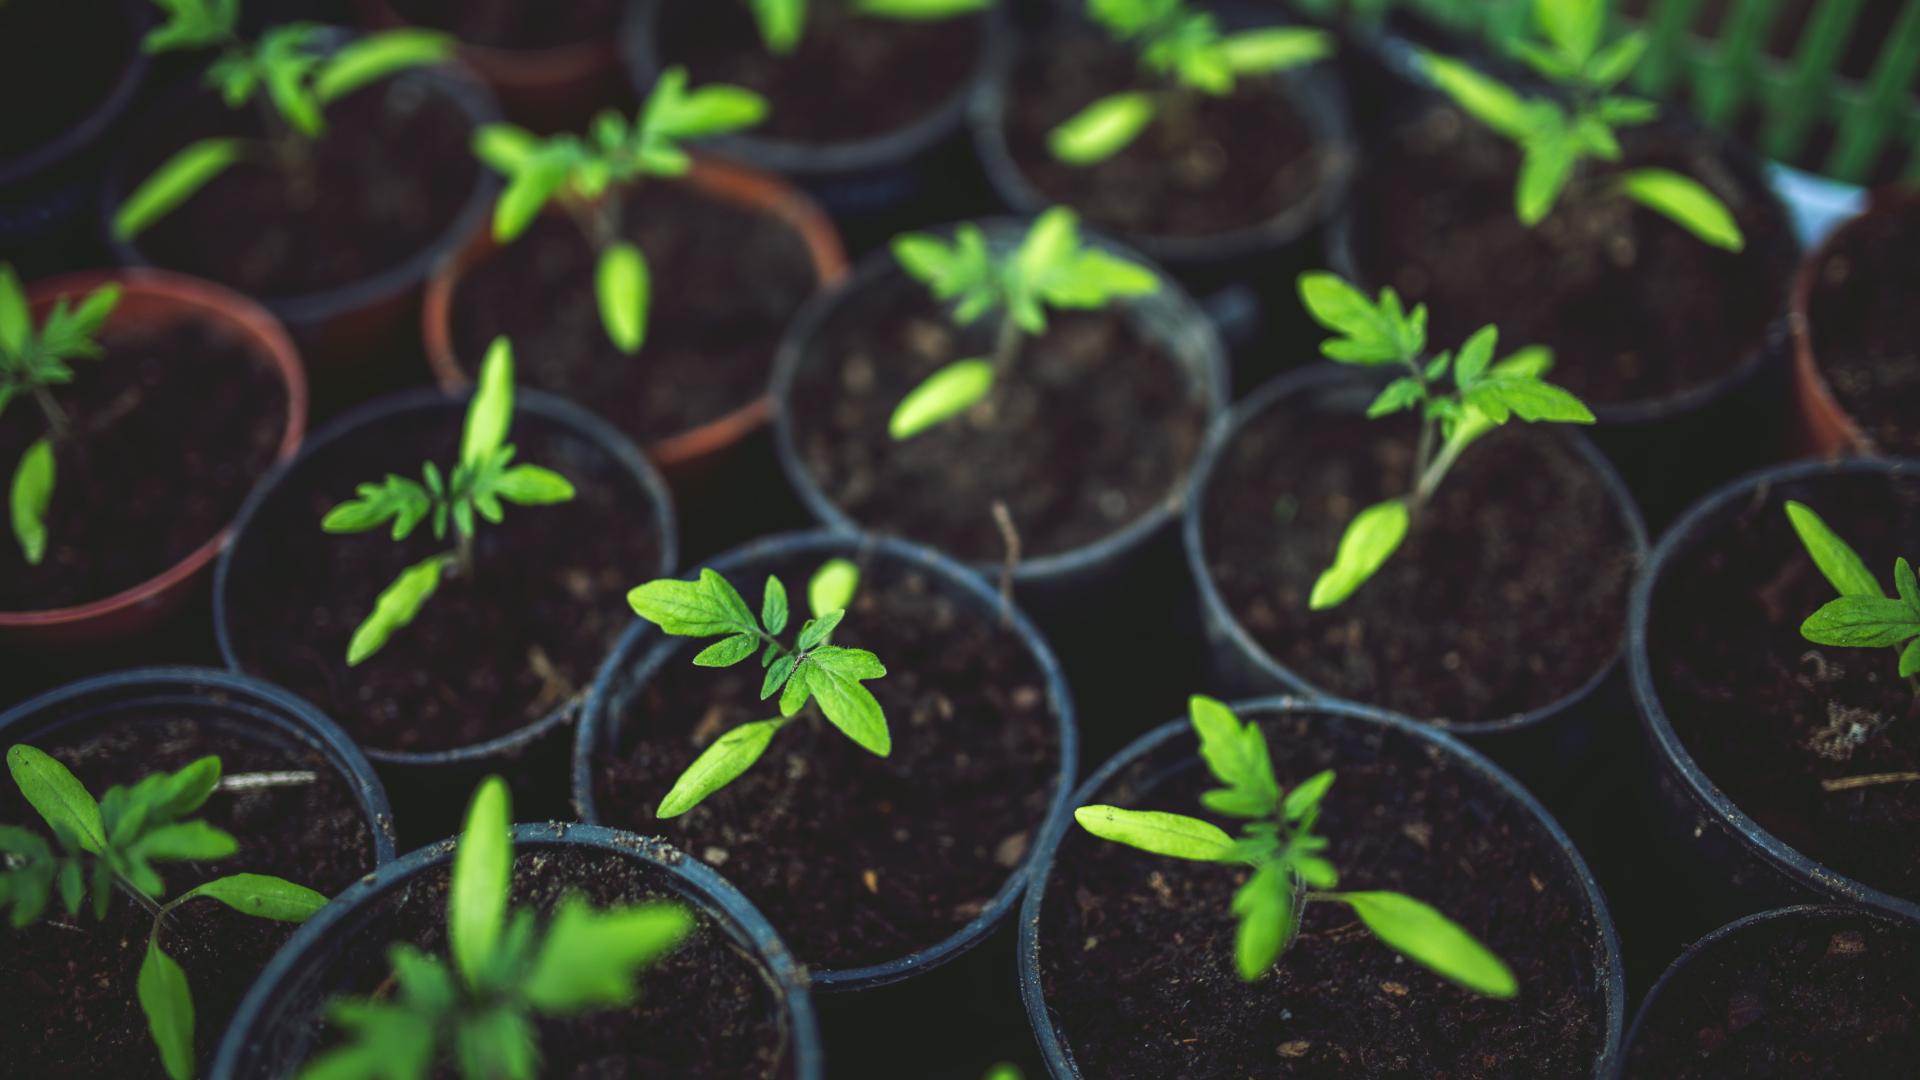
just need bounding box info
[886,206,1158,440]
[472,67,767,353]
[1787,501,1920,687]
[1,745,326,1080]
[1419,0,1743,249]
[1297,270,1595,609]
[628,560,888,817]
[114,0,452,240]
[1047,0,1332,164]
[299,776,693,1079]
[1,265,121,565]
[321,337,576,666]
[747,0,990,55]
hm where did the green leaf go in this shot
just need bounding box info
[1618,168,1745,252]
[762,652,798,700]
[596,242,650,354]
[1533,0,1603,66]
[1597,94,1659,126]
[1310,498,1409,610]
[1297,272,1408,365]
[779,662,812,717]
[462,338,515,468]
[1037,250,1160,309]
[889,358,995,440]
[1516,126,1578,225]
[322,474,432,540]
[629,568,760,638]
[7,745,104,854]
[133,820,238,862]
[1491,345,1554,379]
[1784,501,1884,600]
[641,65,767,143]
[761,576,789,636]
[114,138,244,240]
[10,437,53,566]
[346,555,446,666]
[808,558,859,617]
[473,123,540,173]
[749,0,805,53]
[1901,639,1920,679]
[491,465,574,506]
[492,153,569,243]
[524,897,693,1010]
[1801,596,1920,649]
[692,634,760,668]
[657,719,786,818]
[1337,890,1517,997]
[1896,558,1918,612]
[1047,92,1157,165]
[315,29,450,103]
[1586,30,1647,88]
[1231,862,1295,980]
[0,263,26,356]
[1188,695,1278,818]
[1452,325,1498,385]
[139,938,196,1080]
[1016,207,1078,282]
[1216,27,1331,73]
[1421,52,1531,141]
[453,1007,536,1080]
[1282,770,1335,821]
[803,646,891,755]
[796,608,844,650]
[1074,806,1238,861]
[177,873,327,921]
[451,776,513,990]
[855,0,990,17]
[1366,377,1425,418]
[1463,376,1596,425]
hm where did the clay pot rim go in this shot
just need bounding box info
[355,0,620,83]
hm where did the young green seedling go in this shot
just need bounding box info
[1420,0,1743,249]
[321,338,575,666]
[1048,0,1331,165]
[627,559,885,817]
[1,265,121,565]
[300,776,692,1079]
[1075,696,1516,993]
[1786,501,1920,687]
[886,206,1158,439]
[745,0,989,56]
[471,67,766,354]
[1,745,326,1080]
[1297,270,1595,609]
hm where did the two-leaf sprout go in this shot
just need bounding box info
[627,557,882,818]
[301,777,693,1079]
[886,206,1158,440]
[322,338,575,666]
[2,745,327,1080]
[1,265,122,566]
[116,0,452,240]
[1075,696,1517,994]
[1049,0,1331,165]
[1420,0,1744,250]
[746,0,990,56]
[472,68,767,354]
[1297,270,1595,609]
[1786,501,1920,688]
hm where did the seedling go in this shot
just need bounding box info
[627,560,886,817]
[1075,697,1516,993]
[300,777,692,1079]
[321,338,575,666]
[1048,0,1331,165]
[1786,501,1920,687]
[886,206,1158,440]
[1,745,326,1080]
[114,0,451,240]
[745,0,989,56]
[471,68,766,353]
[1,265,121,565]
[1420,0,1743,250]
[1296,270,1594,609]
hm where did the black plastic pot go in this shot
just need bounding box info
[1018,694,1628,1078]
[210,823,824,1079]
[1626,456,1920,927]
[1183,363,1649,781]
[574,529,1079,993]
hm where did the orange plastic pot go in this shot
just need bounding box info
[0,269,307,648]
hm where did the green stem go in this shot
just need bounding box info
[990,315,1023,378]
[30,385,69,441]
[114,874,163,918]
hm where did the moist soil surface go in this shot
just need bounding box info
[1038,707,1611,1078]
[653,1,984,145]
[1201,381,1638,726]
[1647,469,1920,900]
[222,404,663,755]
[1347,105,1794,408]
[593,552,1060,970]
[1001,32,1331,239]
[118,74,479,301]
[1624,909,1920,1079]
[788,275,1209,563]
[448,181,820,444]
[0,715,376,1079]
[1803,197,1920,456]
[388,0,622,50]
[0,0,132,161]
[0,320,286,612]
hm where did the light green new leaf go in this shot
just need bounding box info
[629,568,760,638]
[492,465,575,506]
[856,0,991,18]
[1282,770,1334,821]
[644,66,768,141]
[463,337,516,467]
[1421,53,1531,141]
[750,0,805,53]
[1801,597,1920,649]
[0,264,26,355]
[808,558,859,616]
[11,438,53,566]
[1366,377,1425,418]
[1597,94,1659,126]
[596,242,650,354]
[114,137,245,240]
[491,154,569,242]
[1048,92,1157,165]
[525,897,693,1011]
[1784,501,1883,600]
[1188,695,1278,817]
[473,123,540,173]
[1231,862,1294,979]
[1310,498,1409,610]
[7,745,105,854]
[1463,376,1595,425]
[1337,890,1517,997]
[1453,325,1499,384]
[761,575,789,635]
[692,634,760,668]
[1040,251,1159,308]
[1298,272,1406,364]
[450,776,512,989]
[804,646,890,755]
[1217,27,1332,73]
[1073,805,1238,861]
[779,662,813,717]
[346,555,446,666]
[1586,30,1648,88]
[133,821,238,862]
[1517,128,1577,225]
[178,873,327,921]
[657,718,787,818]
[139,938,195,1080]
[1533,0,1603,66]
[1896,557,1919,611]
[890,358,994,440]
[1618,169,1745,252]
[1902,638,1920,679]
[315,30,451,103]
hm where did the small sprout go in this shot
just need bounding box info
[300,777,692,1079]
[1048,0,1332,164]
[322,338,575,666]
[1787,501,1920,683]
[1296,270,1594,608]
[887,207,1157,440]
[1420,0,1743,249]
[2,745,326,1080]
[1075,697,1516,994]
[628,561,888,817]
[473,67,764,353]
[745,0,989,57]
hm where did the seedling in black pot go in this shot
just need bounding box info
[1787,500,1920,694]
[746,0,990,55]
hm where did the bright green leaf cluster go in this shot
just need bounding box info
[745,0,990,56]
[301,777,692,1080]
[1075,697,1516,994]
[1787,502,1920,682]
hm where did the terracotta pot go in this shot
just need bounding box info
[421,153,848,480]
[0,269,307,648]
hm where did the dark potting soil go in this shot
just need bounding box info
[594,553,1060,970]
[1001,33,1331,239]
[1803,197,1920,456]
[653,0,984,145]
[1624,910,1920,1079]
[222,406,663,755]
[1038,708,1611,1078]
[788,277,1209,563]
[448,181,820,444]
[0,320,286,612]
[1347,106,1794,408]
[0,716,376,1078]
[388,0,622,50]
[1647,470,1920,900]
[1201,392,1638,725]
[0,0,131,161]
[119,75,480,301]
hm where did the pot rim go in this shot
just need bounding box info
[355,0,619,76]
[0,0,154,188]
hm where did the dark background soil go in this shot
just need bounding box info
[1803,197,1920,456]
[388,0,622,51]
[0,0,132,161]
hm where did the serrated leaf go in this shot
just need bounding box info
[1366,377,1424,419]
[1076,806,1237,861]
[1801,596,1920,648]
[1618,168,1745,252]
[778,663,812,717]
[450,777,512,989]
[1463,376,1595,425]
[657,719,786,818]
[1048,92,1156,165]
[692,634,760,668]
[10,438,54,566]
[804,647,890,755]
[139,938,195,1080]
[1188,696,1278,817]
[762,652,798,700]
[629,569,759,638]
[1298,272,1405,364]
[796,608,845,651]
[1784,502,1883,600]
[1338,890,1516,997]
[1310,498,1409,610]
[524,898,693,1010]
